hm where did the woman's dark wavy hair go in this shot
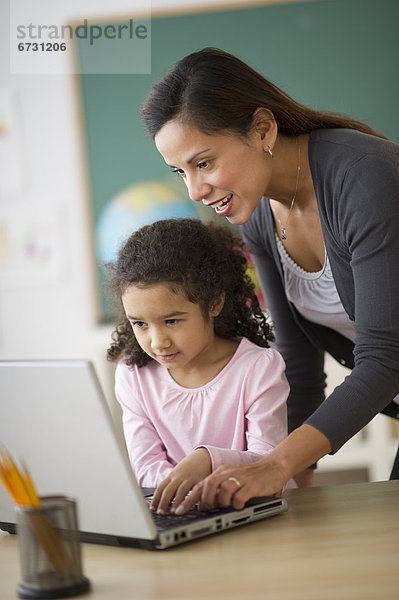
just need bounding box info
[142,47,385,139]
[107,218,273,368]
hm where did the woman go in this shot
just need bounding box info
[141,47,399,513]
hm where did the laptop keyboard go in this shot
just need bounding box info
[143,490,281,532]
[142,490,279,532]
[143,491,214,530]
[151,506,213,530]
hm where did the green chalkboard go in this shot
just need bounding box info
[74,0,399,322]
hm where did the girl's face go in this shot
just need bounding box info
[122,282,222,375]
[154,120,270,226]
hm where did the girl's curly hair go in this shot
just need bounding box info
[107,218,273,367]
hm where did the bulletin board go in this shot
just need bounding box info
[74,0,399,322]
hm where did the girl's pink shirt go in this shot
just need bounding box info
[115,337,296,489]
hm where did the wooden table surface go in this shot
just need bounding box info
[1,480,398,600]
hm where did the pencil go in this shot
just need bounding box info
[0,448,79,577]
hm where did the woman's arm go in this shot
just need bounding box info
[174,424,331,514]
[305,152,399,450]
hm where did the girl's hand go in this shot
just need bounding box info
[173,456,287,515]
[150,448,212,515]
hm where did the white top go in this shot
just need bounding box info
[276,235,355,342]
[276,236,399,406]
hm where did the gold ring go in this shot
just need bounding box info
[228,476,241,488]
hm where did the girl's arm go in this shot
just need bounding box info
[196,350,295,480]
[120,403,175,486]
[115,365,175,486]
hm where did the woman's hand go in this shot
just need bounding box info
[150,448,212,514]
[173,424,332,514]
[173,455,287,515]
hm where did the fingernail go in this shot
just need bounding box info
[157,509,165,515]
[175,506,183,515]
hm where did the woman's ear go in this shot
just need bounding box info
[251,107,277,151]
[209,292,226,318]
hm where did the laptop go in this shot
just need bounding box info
[0,359,288,550]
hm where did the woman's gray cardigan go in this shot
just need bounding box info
[241,129,399,453]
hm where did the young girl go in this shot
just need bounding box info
[107,218,294,514]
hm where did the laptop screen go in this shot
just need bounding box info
[0,360,156,540]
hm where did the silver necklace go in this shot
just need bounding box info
[276,138,301,240]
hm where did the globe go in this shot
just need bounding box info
[95,181,198,264]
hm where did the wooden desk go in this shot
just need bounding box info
[1,480,398,600]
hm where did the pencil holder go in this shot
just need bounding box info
[15,496,90,599]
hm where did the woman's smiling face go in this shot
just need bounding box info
[154,119,270,225]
